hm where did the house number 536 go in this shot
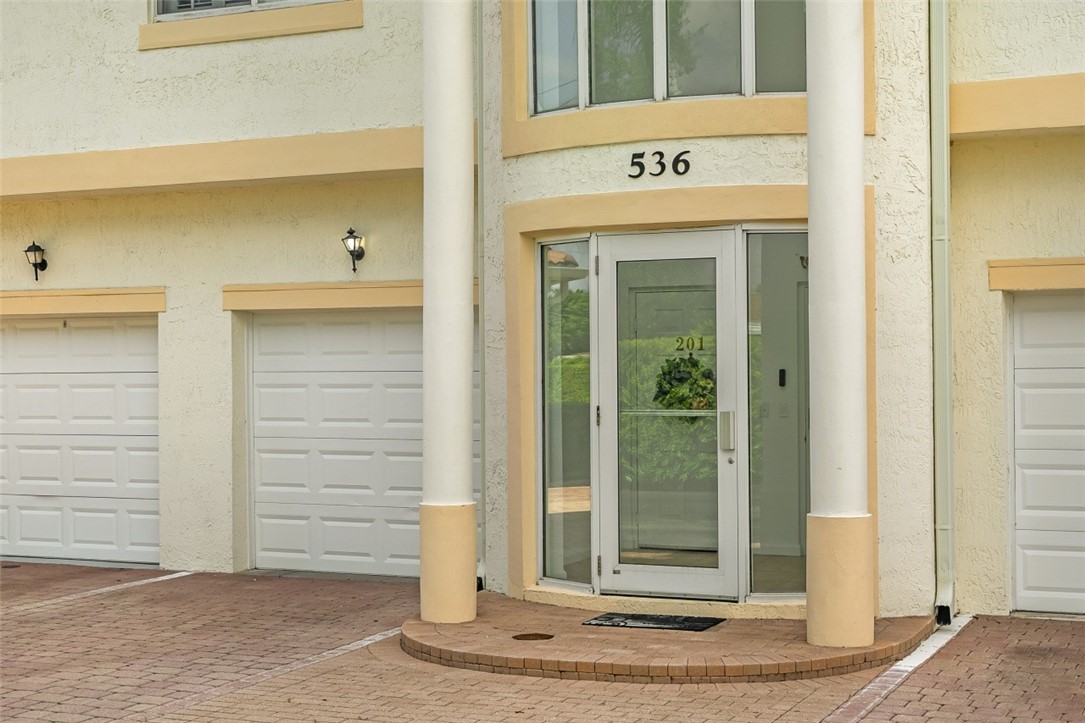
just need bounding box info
[628,150,691,179]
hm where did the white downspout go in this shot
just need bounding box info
[930,0,955,625]
[475,0,487,590]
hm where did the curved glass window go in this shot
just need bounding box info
[532,0,806,115]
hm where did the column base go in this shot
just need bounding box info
[806,513,874,647]
[420,502,477,623]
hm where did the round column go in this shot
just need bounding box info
[806,0,875,647]
[420,0,477,624]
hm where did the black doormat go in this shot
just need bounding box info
[582,613,725,632]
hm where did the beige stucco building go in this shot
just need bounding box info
[2,0,1082,639]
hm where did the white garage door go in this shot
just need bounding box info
[252,309,479,576]
[1013,291,1085,614]
[0,318,159,564]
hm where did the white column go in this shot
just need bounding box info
[806,0,874,647]
[420,0,477,623]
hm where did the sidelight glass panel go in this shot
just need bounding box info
[534,0,580,113]
[747,233,809,593]
[755,0,807,92]
[541,242,592,583]
[590,0,654,104]
[616,258,719,568]
[667,0,741,97]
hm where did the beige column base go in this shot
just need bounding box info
[806,513,874,647]
[419,502,477,623]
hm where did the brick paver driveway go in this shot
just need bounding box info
[2,564,1083,722]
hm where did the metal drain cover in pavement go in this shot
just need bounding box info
[582,613,724,631]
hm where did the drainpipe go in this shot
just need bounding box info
[475,0,487,592]
[930,0,955,625]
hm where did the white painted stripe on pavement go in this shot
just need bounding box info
[822,614,973,723]
[126,626,403,720]
[6,571,193,615]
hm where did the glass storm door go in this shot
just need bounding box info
[597,230,738,599]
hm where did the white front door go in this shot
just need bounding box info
[1013,291,1085,614]
[597,229,739,599]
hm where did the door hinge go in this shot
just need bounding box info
[596,405,601,426]
[596,555,602,576]
[594,255,599,275]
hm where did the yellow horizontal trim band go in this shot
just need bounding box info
[0,127,422,199]
[138,0,363,51]
[0,287,166,317]
[223,280,480,311]
[951,73,1085,137]
[505,185,810,237]
[988,257,1085,291]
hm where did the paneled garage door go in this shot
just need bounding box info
[1013,292,1085,614]
[0,318,159,564]
[252,310,479,576]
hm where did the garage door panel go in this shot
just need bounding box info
[1014,293,1085,369]
[1016,449,1085,532]
[253,372,480,439]
[253,311,424,373]
[1014,368,1085,451]
[2,435,159,499]
[0,495,159,564]
[1,375,158,436]
[1014,530,1085,614]
[251,310,481,577]
[1013,292,1085,615]
[1,317,160,564]
[254,503,421,575]
[0,318,157,374]
[254,438,481,506]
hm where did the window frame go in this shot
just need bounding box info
[153,0,339,23]
[530,0,805,117]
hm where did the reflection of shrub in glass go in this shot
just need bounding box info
[544,289,589,358]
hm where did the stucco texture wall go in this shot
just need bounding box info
[949,0,1085,82]
[1,178,423,571]
[870,0,935,618]
[951,133,1085,614]
[0,0,421,157]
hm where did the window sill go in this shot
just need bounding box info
[138,0,362,50]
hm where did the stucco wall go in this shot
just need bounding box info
[949,0,1085,83]
[0,0,421,157]
[1,178,424,571]
[870,0,935,617]
[480,0,935,614]
[951,133,1085,614]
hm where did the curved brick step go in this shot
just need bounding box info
[401,593,935,684]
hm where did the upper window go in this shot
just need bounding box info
[156,0,336,20]
[532,0,806,115]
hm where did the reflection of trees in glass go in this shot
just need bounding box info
[589,0,709,103]
[590,0,653,103]
[544,289,590,358]
[668,0,742,97]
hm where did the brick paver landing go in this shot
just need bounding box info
[401,592,935,683]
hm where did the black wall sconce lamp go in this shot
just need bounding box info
[341,228,366,273]
[24,242,47,280]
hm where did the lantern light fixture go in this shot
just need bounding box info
[341,228,366,273]
[24,242,47,281]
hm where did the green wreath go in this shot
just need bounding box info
[653,353,716,423]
